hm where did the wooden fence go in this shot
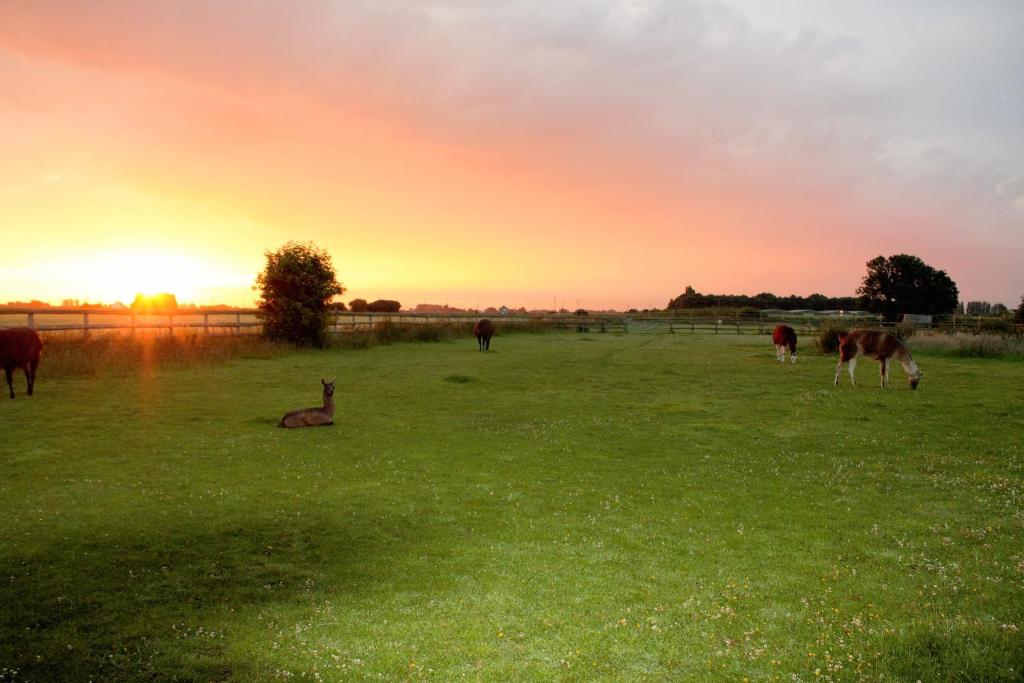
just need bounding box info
[0,308,1018,338]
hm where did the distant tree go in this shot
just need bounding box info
[966,301,992,315]
[256,241,344,347]
[328,300,348,312]
[574,308,588,316]
[991,303,1008,316]
[857,254,959,320]
[349,298,368,312]
[366,299,401,312]
[1016,295,1024,324]
[131,292,178,312]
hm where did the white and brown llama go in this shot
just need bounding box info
[834,330,921,390]
[279,379,336,427]
[772,324,797,363]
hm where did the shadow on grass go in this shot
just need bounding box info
[883,625,1024,682]
[0,509,434,681]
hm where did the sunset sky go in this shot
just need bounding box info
[1,1,1021,310]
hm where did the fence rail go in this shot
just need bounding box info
[0,308,1019,337]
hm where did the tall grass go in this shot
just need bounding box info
[909,331,1024,359]
[39,333,285,377]
[331,318,556,349]
[39,319,561,376]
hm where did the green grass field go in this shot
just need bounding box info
[2,332,1022,681]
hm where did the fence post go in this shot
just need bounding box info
[236,312,241,335]
[168,314,174,337]
[27,312,34,329]
[130,313,136,337]
[203,313,210,334]
[83,312,90,339]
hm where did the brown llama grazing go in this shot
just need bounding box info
[0,327,43,399]
[279,379,336,427]
[473,319,494,351]
[772,324,797,363]
[835,329,921,390]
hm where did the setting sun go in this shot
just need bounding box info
[31,248,253,306]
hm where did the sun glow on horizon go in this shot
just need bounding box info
[45,248,253,306]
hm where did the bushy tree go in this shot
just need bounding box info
[1016,295,1024,324]
[256,241,344,347]
[366,299,401,312]
[349,298,368,312]
[857,254,959,320]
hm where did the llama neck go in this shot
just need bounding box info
[898,351,919,378]
[322,392,335,417]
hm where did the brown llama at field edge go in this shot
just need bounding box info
[473,319,494,351]
[279,379,336,427]
[835,329,921,390]
[0,327,42,399]
[772,324,797,363]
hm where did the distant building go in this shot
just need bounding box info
[901,313,933,326]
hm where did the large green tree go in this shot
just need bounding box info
[857,254,959,319]
[1016,294,1024,324]
[256,241,344,347]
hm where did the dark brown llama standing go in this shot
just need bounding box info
[835,329,922,389]
[279,379,336,427]
[0,327,43,399]
[473,319,494,351]
[771,324,797,363]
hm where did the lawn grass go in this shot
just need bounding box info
[1,332,1022,681]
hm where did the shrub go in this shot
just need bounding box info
[737,307,761,320]
[816,320,849,354]
[256,241,344,347]
[979,318,1015,335]
[894,320,917,340]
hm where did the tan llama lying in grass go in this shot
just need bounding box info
[279,379,336,427]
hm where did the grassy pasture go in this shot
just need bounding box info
[1,332,1022,681]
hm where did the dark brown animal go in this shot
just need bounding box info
[835,329,921,390]
[772,324,797,363]
[473,319,494,351]
[279,379,336,427]
[0,327,42,399]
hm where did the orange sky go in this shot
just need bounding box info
[1,1,1021,310]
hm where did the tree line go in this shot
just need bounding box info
[668,254,963,321]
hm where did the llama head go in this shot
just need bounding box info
[909,370,922,390]
[321,378,336,397]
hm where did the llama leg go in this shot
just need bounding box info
[848,357,858,386]
[790,345,797,363]
[834,360,844,385]
[4,367,14,399]
[22,363,33,396]
[879,359,887,388]
[28,357,38,396]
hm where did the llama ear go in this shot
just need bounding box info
[321,378,326,385]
